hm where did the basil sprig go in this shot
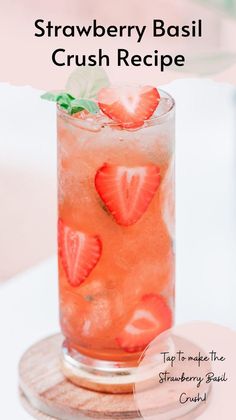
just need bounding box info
[41,67,109,115]
[41,91,99,115]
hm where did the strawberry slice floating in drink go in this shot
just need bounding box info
[98,85,160,129]
[58,219,102,287]
[95,164,161,226]
[116,294,172,353]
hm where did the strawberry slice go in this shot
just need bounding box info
[98,86,160,128]
[58,219,102,287]
[95,164,161,226]
[116,294,172,353]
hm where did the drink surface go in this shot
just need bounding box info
[58,92,175,362]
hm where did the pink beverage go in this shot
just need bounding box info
[56,83,175,392]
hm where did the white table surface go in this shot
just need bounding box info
[0,258,58,419]
[1,79,236,419]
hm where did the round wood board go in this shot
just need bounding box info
[19,334,211,420]
[19,334,141,420]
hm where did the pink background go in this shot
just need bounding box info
[135,322,236,419]
[1,0,236,89]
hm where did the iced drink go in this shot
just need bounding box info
[57,85,175,391]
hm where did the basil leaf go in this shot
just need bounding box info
[41,91,75,102]
[41,90,99,115]
[69,99,99,115]
[57,94,72,107]
[66,67,109,99]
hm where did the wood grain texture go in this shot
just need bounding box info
[19,389,57,420]
[18,334,141,420]
[18,334,211,420]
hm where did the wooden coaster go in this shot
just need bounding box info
[19,334,211,420]
[19,389,57,420]
[19,334,141,420]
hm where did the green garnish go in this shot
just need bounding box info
[41,91,99,115]
[41,67,109,115]
[66,67,109,99]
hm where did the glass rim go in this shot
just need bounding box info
[57,88,175,130]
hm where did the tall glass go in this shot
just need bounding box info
[57,90,175,392]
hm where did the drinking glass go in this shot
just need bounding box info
[57,89,175,392]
